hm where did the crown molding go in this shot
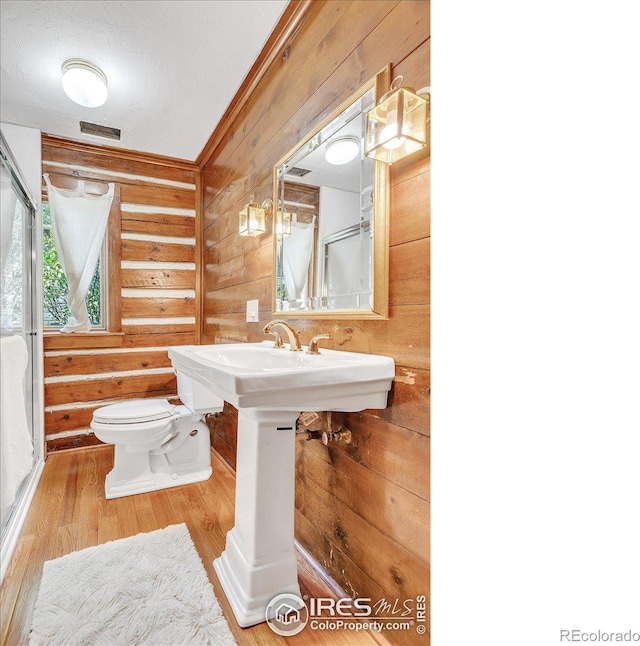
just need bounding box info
[195,0,315,169]
[41,133,197,171]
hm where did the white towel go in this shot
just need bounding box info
[0,335,33,527]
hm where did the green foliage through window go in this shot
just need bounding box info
[42,203,102,327]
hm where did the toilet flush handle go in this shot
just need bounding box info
[159,432,178,447]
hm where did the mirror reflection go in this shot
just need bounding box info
[274,85,383,315]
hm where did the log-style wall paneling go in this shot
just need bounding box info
[41,137,198,452]
[121,297,196,318]
[44,349,173,377]
[121,268,196,289]
[45,371,177,407]
[121,239,196,263]
[199,1,430,643]
[121,211,196,237]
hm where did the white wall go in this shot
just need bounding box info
[317,185,359,273]
[316,186,362,305]
[0,122,42,206]
[317,185,360,241]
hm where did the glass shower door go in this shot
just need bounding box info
[0,142,37,534]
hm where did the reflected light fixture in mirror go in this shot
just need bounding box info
[239,196,273,237]
[61,59,108,108]
[325,136,360,165]
[365,75,428,164]
[275,210,292,237]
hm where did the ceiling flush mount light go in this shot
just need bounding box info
[239,196,273,237]
[324,136,360,165]
[365,75,428,164]
[61,59,108,108]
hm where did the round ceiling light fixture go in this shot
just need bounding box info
[61,59,108,108]
[324,136,360,165]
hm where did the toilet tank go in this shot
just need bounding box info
[176,370,224,413]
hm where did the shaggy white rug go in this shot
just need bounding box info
[29,523,236,646]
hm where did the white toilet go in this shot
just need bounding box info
[91,371,224,499]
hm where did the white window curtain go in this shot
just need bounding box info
[43,174,114,333]
[283,215,316,301]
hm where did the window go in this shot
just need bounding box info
[42,202,106,329]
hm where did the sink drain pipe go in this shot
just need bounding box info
[295,412,351,445]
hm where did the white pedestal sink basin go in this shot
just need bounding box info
[168,341,394,411]
[168,341,395,627]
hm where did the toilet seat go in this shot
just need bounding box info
[92,398,177,425]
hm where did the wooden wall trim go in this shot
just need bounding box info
[294,539,349,601]
[42,133,197,171]
[108,184,122,332]
[195,0,315,168]
[195,170,203,344]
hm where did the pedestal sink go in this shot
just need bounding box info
[168,341,395,627]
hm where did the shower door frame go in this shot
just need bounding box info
[0,130,45,583]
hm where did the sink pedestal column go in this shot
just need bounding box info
[213,408,303,627]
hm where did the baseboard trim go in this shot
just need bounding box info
[294,538,348,600]
[46,439,110,456]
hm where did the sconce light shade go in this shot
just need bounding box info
[276,210,292,237]
[365,77,428,164]
[325,136,360,165]
[239,199,266,237]
[239,197,273,237]
[61,59,108,108]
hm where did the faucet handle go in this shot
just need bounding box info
[266,330,284,349]
[307,334,331,355]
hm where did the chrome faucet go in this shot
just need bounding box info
[263,320,302,351]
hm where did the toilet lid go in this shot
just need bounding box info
[93,399,177,424]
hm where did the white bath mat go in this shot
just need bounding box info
[29,523,236,646]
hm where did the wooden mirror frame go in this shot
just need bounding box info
[272,65,391,320]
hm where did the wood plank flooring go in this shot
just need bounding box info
[1,447,387,646]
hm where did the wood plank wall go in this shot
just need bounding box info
[200,1,430,643]
[41,137,198,452]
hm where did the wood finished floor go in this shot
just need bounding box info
[1,446,388,646]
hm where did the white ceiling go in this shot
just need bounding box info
[0,0,288,161]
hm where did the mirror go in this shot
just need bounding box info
[273,68,390,319]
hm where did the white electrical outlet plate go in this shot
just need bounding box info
[246,299,259,322]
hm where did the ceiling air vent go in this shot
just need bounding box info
[79,121,121,141]
[286,166,311,177]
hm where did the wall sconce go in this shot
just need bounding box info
[364,76,429,164]
[61,59,108,108]
[275,210,292,237]
[239,196,273,237]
